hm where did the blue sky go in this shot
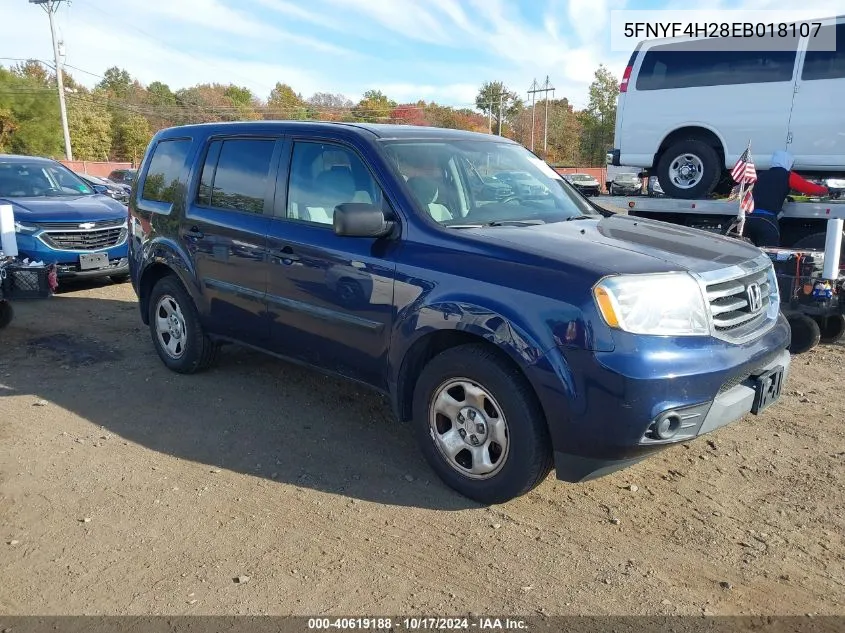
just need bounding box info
[3,0,841,111]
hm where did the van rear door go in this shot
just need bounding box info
[787,19,845,169]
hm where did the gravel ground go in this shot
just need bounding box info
[0,278,843,616]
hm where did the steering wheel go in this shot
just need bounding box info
[499,195,522,205]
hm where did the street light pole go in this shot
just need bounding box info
[31,0,73,160]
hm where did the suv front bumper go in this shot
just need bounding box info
[528,313,792,482]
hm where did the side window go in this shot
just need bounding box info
[802,24,845,81]
[636,37,797,90]
[286,141,384,226]
[196,138,275,214]
[141,138,191,205]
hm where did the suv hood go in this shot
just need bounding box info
[1,195,128,223]
[465,213,764,277]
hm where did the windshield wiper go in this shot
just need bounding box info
[444,223,485,229]
[565,214,593,221]
[486,219,546,226]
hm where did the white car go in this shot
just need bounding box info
[608,15,845,199]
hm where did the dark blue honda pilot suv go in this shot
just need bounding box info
[128,121,791,504]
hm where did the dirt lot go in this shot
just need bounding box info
[0,279,843,616]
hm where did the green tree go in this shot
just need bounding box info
[579,65,619,166]
[147,81,176,106]
[352,90,396,123]
[67,94,112,160]
[475,81,522,135]
[113,113,151,164]
[0,66,62,156]
[97,66,133,98]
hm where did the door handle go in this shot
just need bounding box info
[185,226,204,239]
[270,245,300,263]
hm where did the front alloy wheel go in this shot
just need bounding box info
[429,378,510,480]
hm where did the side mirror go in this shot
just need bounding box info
[93,184,109,194]
[333,203,394,238]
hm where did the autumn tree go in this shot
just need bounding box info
[267,83,310,120]
[11,59,50,85]
[352,90,396,123]
[390,101,429,126]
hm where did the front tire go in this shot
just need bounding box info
[411,343,553,505]
[787,314,821,354]
[818,314,845,344]
[148,274,218,373]
[656,139,722,200]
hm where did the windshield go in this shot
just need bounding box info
[381,140,597,226]
[570,174,592,181]
[616,173,639,182]
[0,161,94,198]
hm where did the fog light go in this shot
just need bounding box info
[653,412,681,440]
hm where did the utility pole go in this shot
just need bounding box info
[542,75,554,155]
[498,91,504,136]
[528,76,554,156]
[487,92,493,134]
[30,0,72,161]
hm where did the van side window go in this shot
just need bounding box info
[802,24,845,81]
[636,37,798,90]
[196,138,275,214]
[286,141,384,226]
[141,138,191,206]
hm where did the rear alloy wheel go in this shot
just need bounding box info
[656,139,722,199]
[412,343,553,505]
[148,275,218,373]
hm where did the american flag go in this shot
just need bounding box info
[739,185,755,214]
[731,145,757,184]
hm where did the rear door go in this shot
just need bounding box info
[264,137,398,389]
[184,135,282,346]
[787,20,845,168]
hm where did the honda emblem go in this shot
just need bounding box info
[746,283,763,313]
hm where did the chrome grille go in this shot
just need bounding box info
[35,218,125,231]
[40,227,125,251]
[705,265,773,342]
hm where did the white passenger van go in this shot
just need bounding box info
[608,15,844,199]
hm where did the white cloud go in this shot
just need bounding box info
[374,83,480,106]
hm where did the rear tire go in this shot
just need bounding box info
[411,343,553,505]
[787,314,821,354]
[147,274,218,373]
[818,314,845,344]
[790,231,845,268]
[0,300,13,330]
[656,139,722,200]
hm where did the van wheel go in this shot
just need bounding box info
[148,274,218,373]
[411,343,553,505]
[818,314,845,344]
[787,314,821,354]
[656,139,722,200]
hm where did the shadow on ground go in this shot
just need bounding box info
[1,287,480,512]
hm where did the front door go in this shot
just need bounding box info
[788,21,845,168]
[184,135,282,346]
[264,139,398,388]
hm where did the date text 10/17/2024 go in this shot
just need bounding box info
[307,617,529,631]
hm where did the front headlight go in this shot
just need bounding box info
[593,272,710,336]
[14,220,39,233]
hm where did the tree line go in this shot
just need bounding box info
[0,60,618,167]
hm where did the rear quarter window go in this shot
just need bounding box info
[802,23,845,80]
[635,35,798,90]
[141,138,192,208]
